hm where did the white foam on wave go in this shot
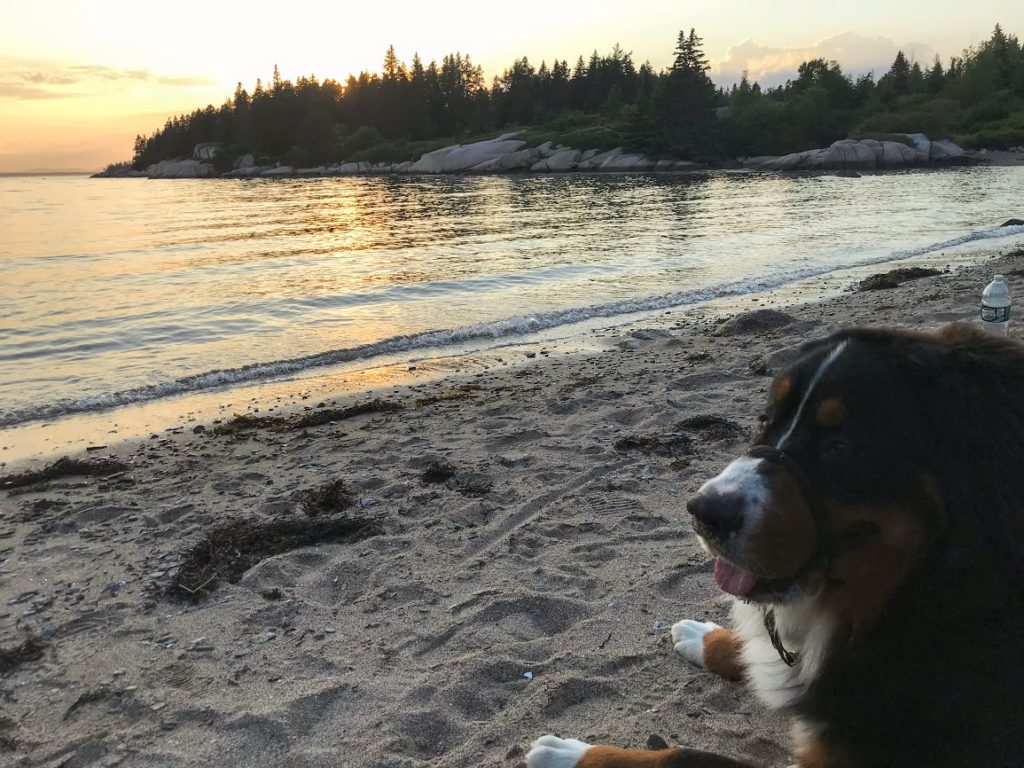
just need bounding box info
[3,224,1022,428]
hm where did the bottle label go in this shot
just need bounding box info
[981,305,1011,322]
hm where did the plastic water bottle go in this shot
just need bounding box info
[981,274,1012,335]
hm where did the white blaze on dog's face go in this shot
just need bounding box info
[687,332,942,611]
[688,451,818,600]
[687,343,847,601]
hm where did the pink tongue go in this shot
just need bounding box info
[714,558,759,596]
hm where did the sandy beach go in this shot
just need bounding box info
[2,245,1022,768]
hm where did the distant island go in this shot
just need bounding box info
[100,25,1024,178]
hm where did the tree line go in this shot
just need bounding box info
[130,24,1024,170]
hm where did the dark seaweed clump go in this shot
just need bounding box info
[675,415,748,441]
[210,414,285,436]
[299,479,355,516]
[168,515,382,600]
[421,461,457,484]
[0,637,46,674]
[212,398,403,437]
[613,433,693,457]
[292,398,403,428]
[858,267,941,291]
[0,457,128,490]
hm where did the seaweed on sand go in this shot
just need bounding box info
[210,414,287,436]
[421,461,457,484]
[211,398,404,437]
[613,433,693,457]
[0,456,128,490]
[858,267,942,291]
[0,636,46,674]
[420,461,493,495]
[291,398,403,428]
[675,415,748,441]
[299,479,355,516]
[168,514,382,600]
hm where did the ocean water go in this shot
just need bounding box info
[2,169,1024,429]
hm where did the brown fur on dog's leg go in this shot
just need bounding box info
[578,745,757,768]
[702,628,745,681]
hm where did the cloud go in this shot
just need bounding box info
[0,60,218,100]
[156,75,219,87]
[20,72,78,85]
[711,32,936,87]
[0,83,84,100]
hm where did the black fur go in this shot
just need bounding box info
[772,324,1024,766]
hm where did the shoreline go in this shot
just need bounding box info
[93,133,1024,180]
[1,245,1022,766]
[4,233,1023,469]
[88,152,1023,181]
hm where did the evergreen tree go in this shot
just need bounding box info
[650,27,717,156]
[128,23,1024,170]
[926,56,945,94]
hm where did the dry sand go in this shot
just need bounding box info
[2,248,1023,768]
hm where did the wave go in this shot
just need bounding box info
[3,223,1022,428]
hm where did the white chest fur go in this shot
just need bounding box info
[732,599,835,710]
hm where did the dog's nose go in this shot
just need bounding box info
[687,491,744,541]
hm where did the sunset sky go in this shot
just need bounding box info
[2,0,1021,172]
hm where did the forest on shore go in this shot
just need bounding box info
[128,24,1024,171]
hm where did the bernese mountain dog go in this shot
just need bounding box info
[527,323,1024,768]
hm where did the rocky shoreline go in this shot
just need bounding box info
[93,131,995,180]
[743,133,967,171]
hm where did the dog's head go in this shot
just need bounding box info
[688,324,1024,619]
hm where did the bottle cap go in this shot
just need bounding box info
[995,274,1005,280]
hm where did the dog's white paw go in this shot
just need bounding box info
[526,734,592,768]
[672,619,721,667]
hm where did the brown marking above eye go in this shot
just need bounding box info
[816,398,847,429]
[772,375,793,405]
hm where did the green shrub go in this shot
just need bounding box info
[338,126,385,157]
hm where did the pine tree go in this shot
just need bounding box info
[654,27,717,156]
[926,56,945,94]
[383,45,406,81]
[909,61,925,93]
[889,51,910,96]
